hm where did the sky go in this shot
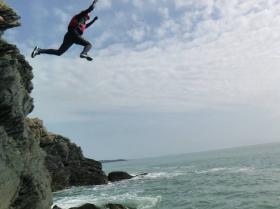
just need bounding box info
[4,0,280,160]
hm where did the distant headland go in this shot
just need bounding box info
[100,159,127,163]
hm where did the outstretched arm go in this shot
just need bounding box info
[86,16,98,28]
[77,0,98,18]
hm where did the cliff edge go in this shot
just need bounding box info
[0,2,52,209]
[27,118,108,192]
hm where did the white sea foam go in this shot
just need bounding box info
[93,193,161,209]
[150,172,183,178]
[54,192,161,209]
[132,171,184,181]
[195,167,255,174]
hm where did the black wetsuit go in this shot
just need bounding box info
[39,5,95,56]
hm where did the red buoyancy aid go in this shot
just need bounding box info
[68,14,90,33]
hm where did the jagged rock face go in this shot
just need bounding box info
[27,118,108,192]
[0,1,20,38]
[0,2,52,209]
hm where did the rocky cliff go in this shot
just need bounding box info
[27,118,108,192]
[0,2,52,209]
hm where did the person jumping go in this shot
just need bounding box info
[31,0,98,61]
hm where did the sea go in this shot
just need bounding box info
[53,143,280,209]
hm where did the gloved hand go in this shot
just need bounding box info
[93,16,98,21]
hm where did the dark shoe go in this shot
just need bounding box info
[31,46,39,58]
[80,53,93,61]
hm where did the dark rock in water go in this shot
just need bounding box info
[69,203,100,209]
[108,171,148,182]
[136,172,148,177]
[108,171,134,182]
[53,205,63,209]
[0,2,52,209]
[105,203,131,209]
[27,118,108,191]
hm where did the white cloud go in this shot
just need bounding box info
[53,8,70,24]
[158,7,169,19]
[132,0,144,9]
[174,0,214,10]
[13,0,280,123]
[97,0,112,10]
[128,27,147,42]
[156,19,179,38]
[95,31,113,48]
[52,8,76,33]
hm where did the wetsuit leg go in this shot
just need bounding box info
[39,32,74,56]
[72,35,92,54]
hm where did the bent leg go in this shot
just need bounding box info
[73,35,92,54]
[39,32,74,56]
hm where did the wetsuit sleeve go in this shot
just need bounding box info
[76,4,94,19]
[86,18,97,28]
